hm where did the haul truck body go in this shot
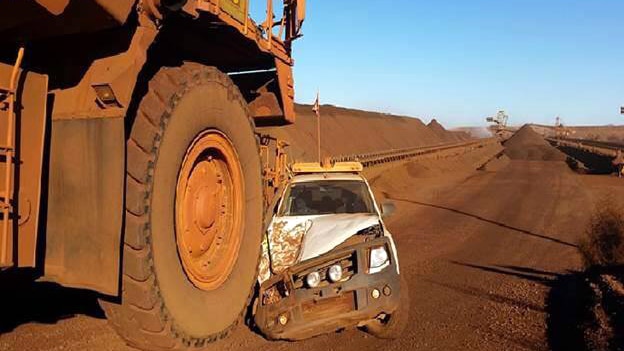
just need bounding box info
[0,0,304,349]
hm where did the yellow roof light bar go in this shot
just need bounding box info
[291,161,363,174]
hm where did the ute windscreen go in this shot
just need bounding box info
[279,180,375,216]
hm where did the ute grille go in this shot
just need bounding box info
[292,252,357,289]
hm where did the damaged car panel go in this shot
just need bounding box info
[298,213,380,262]
[259,218,312,283]
[255,162,408,340]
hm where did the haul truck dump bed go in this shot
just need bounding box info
[0,1,305,349]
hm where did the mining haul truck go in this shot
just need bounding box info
[0,0,304,349]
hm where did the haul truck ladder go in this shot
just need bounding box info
[0,48,23,267]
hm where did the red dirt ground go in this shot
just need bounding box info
[4,141,623,351]
[2,116,623,351]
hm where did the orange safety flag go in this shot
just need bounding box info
[312,91,320,115]
[313,90,321,161]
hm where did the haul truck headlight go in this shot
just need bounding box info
[306,271,321,288]
[328,264,343,282]
[369,246,390,273]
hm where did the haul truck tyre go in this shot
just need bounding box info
[101,63,263,350]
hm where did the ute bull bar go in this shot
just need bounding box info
[255,236,401,341]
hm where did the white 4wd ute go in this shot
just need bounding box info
[254,162,409,340]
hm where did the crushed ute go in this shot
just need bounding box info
[254,161,409,340]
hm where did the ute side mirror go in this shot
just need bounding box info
[381,201,396,218]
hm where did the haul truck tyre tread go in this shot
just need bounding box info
[101,63,263,350]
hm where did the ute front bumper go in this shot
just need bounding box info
[254,236,401,340]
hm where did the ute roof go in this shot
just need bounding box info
[288,161,366,183]
[290,173,366,184]
[291,161,363,174]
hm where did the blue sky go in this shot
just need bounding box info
[280,1,624,127]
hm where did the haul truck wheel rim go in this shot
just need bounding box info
[175,130,244,291]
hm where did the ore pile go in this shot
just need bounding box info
[427,119,465,143]
[260,104,470,161]
[504,125,567,161]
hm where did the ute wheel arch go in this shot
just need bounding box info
[364,276,410,339]
[101,62,263,350]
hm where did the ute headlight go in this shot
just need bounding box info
[369,246,390,274]
[306,271,321,288]
[327,264,343,282]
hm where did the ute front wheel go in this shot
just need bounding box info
[364,276,410,339]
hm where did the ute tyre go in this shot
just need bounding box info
[365,276,410,339]
[100,63,263,350]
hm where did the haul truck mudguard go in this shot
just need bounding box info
[0,0,305,349]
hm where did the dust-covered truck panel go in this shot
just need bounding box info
[1,0,136,36]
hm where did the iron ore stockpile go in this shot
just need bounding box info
[259,104,468,161]
[503,124,567,161]
[427,119,470,143]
